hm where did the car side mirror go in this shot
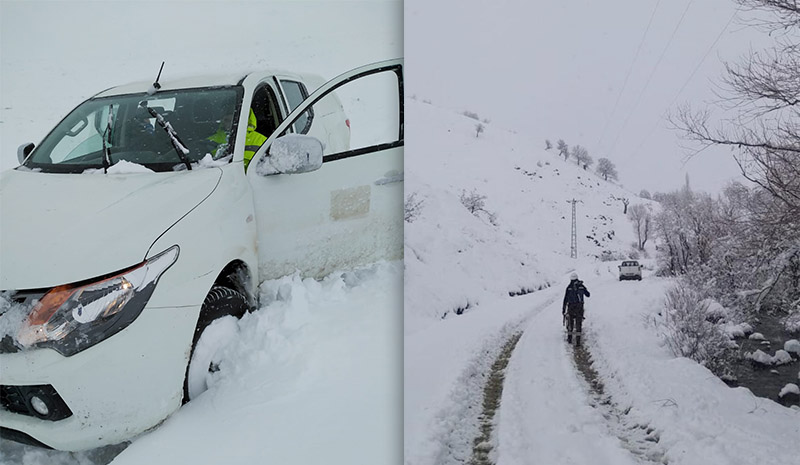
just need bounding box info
[258,134,323,175]
[17,142,35,164]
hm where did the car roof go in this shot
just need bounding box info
[93,69,322,98]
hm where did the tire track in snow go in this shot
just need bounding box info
[429,293,559,465]
[470,331,523,465]
[569,334,668,464]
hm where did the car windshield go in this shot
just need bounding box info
[22,86,244,173]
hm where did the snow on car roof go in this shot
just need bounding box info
[93,69,316,97]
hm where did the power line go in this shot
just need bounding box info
[596,0,662,149]
[625,10,737,162]
[605,0,695,158]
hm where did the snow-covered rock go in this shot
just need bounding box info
[746,349,774,365]
[773,350,794,366]
[778,383,800,398]
[784,339,800,355]
[723,323,747,339]
[746,349,795,366]
[749,332,766,341]
[703,299,728,321]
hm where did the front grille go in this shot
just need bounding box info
[0,385,73,421]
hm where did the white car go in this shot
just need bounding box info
[0,59,403,451]
[618,260,642,281]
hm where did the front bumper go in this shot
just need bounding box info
[0,300,199,451]
[619,274,642,280]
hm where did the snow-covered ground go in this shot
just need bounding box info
[0,2,402,464]
[403,98,800,464]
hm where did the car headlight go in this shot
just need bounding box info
[16,245,179,357]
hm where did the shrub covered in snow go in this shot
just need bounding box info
[784,312,800,334]
[658,286,732,372]
[405,192,425,223]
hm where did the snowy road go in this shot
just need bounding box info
[406,265,800,465]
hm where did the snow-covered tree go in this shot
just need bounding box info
[556,139,569,160]
[639,189,652,199]
[545,139,552,150]
[571,145,592,168]
[596,157,618,181]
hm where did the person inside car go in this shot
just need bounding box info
[207,108,266,170]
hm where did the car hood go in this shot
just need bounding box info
[0,168,221,290]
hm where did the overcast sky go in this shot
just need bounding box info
[406,0,776,195]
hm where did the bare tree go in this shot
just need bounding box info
[557,139,569,160]
[673,1,800,217]
[545,139,553,150]
[571,145,592,167]
[596,157,618,181]
[404,193,425,223]
[628,204,652,250]
[475,123,485,138]
[460,189,497,225]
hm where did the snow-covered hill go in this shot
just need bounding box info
[405,97,655,332]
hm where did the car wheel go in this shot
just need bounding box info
[183,286,249,403]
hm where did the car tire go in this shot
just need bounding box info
[183,286,249,403]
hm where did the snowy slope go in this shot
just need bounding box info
[405,98,654,331]
[0,2,402,465]
[403,99,800,465]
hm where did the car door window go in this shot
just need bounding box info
[267,61,403,162]
[280,80,312,134]
[250,83,283,139]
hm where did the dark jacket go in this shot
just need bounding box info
[563,279,590,311]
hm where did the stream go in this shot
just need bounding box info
[724,313,799,408]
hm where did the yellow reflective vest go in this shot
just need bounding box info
[244,109,267,171]
[207,108,266,171]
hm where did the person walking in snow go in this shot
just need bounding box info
[563,273,590,344]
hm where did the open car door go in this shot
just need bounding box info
[246,59,403,280]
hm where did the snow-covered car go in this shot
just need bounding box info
[618,260,642,281]
[0,59,403,451]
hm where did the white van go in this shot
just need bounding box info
[0,59,403,450]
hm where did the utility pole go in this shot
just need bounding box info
[567,199,583,259]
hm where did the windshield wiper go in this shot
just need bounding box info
[139,101,192,170]
[101,104,114,173]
